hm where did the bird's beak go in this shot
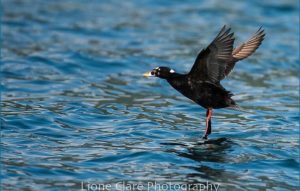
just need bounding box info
[143,71,154,77]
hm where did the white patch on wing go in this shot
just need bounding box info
[170,69,175,73]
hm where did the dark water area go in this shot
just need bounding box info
[1,0,299,190]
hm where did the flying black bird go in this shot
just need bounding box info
[144,26,265,139]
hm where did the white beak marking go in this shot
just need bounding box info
[143,71,155,77]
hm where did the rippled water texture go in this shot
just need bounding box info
[1,0,299,190]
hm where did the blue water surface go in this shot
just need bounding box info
[1,0,299,190]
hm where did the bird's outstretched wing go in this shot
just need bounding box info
[225,27,265,76]
[188,25,235,83]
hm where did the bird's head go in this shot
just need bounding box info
[143,67,176,79]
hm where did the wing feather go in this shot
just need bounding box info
[224,27,265,76]
[189,25,235,83]
[232,27,265,60]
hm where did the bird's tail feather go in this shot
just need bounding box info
[226,105,255,114]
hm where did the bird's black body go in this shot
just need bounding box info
[144,25,265,139]
[167,74,235,109]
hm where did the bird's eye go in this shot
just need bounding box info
[151,71,154,75]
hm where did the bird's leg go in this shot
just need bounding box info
[203,109,213,139]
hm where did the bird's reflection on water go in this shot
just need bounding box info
[160,138,245,189]
[161,137,231,163]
